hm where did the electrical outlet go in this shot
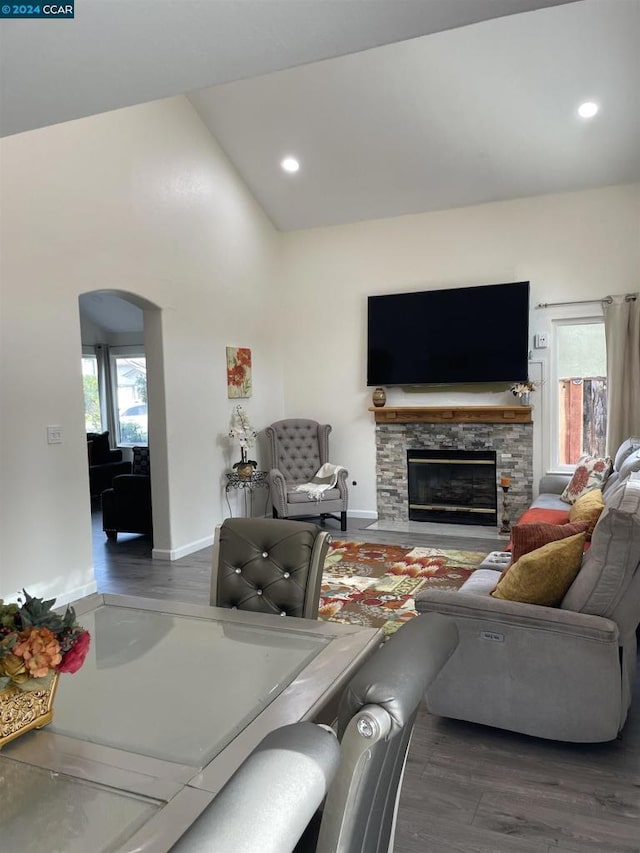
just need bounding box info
[534,333,548,349]
[47,425,62,444]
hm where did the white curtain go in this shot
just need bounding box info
[603,294,640,455]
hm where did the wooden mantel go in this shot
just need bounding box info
[368,405,532,424]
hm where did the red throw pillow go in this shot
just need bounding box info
[514,507,571,526]
[510,519,591,565]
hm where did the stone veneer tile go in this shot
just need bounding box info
[375,422,533,525]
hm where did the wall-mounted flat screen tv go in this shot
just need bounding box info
[367,281,530,386]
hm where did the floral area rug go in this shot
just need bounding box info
[320,540,488,637]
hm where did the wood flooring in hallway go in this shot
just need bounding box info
[92,512,640,853]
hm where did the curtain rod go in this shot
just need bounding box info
[536,294,637,309]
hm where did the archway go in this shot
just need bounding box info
[78,290,168,565]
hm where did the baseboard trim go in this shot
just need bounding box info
[152,534,215,562]
[55,580,98,607]
[348,510,378,520]
[150,514,377,560]
[4,580,99,608]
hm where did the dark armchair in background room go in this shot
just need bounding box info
[101,446,152,542]
[86,431,131,497]
[265,419,349,532]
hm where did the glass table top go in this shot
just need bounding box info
[0,757,160,853]
[48,605,328,766]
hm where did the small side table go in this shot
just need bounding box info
[225,470,269,517]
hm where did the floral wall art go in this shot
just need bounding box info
[226,347,252,398]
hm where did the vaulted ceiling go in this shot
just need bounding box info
[0,0,573,137]
[189,0,640,229]
[2,0,638,232]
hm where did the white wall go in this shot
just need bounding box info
[281,183,640,515]
[1,96,637,606]
[0,96,284,602]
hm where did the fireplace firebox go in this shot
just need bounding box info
[407,449,497,525]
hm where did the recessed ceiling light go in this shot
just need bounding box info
[578,101,599,118]
[280,156,300,173]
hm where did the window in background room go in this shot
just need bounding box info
[82,354,102,432]
[111,352,148,445]
[553,320,607,467]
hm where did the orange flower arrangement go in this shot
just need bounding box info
[0,591,90,692]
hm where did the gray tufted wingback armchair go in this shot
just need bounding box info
[266,419,348,532]
[211,517,332,619]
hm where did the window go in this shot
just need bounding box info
[111,353,147,445]
[80,347,148,446]
[552,319,606,468]
[82,355,102,432]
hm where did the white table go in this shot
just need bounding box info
[0,593,381,852]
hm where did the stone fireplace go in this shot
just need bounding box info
[372,406,533,526]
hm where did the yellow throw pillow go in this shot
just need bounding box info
[568,488,604,538]
[492,532,587,606]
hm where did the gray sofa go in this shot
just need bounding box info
[416,438,640,742]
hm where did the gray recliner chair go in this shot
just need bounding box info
[210,517,332,619]
[416,468,640,743]
[266,419,349,532]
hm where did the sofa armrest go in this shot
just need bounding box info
[416,589,624,741]
[538,473,571,495]
[106,448,124,463]
[416,589,619,643]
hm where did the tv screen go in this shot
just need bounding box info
[367,281,530,386]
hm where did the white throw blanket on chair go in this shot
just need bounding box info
[295,463,344,501]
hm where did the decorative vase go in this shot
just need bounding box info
[235,461,257,480]
[372,387,387,408]
[233,447,257,480]
[520,392,531,406]
[0,673,59,749]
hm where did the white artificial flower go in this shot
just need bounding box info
[228,405,257,448]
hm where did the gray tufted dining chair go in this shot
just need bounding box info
[210,517,332,619]
[266,419,349,532]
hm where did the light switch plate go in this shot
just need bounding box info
[47,425,62,444]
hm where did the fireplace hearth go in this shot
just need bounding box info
[407,449,497,526]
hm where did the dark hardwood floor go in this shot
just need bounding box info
[92,511,640,853]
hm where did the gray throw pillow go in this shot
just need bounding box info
[561,474,640,617]
[618,448,640,481]
[614,437,640,471]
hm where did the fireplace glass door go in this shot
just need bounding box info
[407,449,497,525]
